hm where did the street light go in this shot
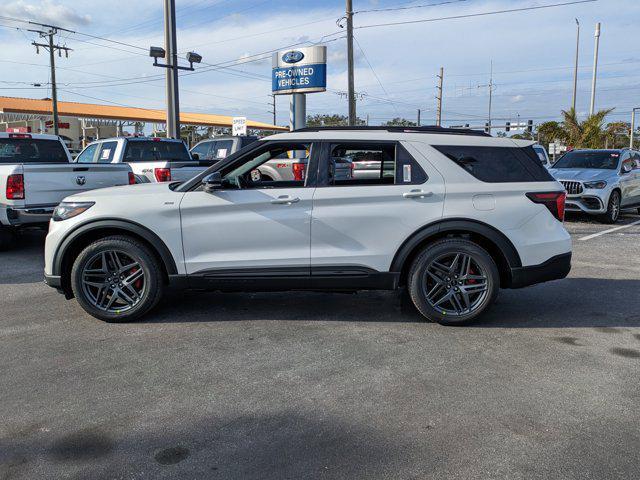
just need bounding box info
[631,107,640,148]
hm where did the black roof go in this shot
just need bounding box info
[293,125,490,137]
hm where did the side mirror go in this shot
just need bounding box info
[203,171,222,192]
[191,152,199,160]
[622,163,632,174]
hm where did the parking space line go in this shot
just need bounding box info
[578,219,640,241]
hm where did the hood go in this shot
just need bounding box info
[548,168,616,182]
[62,181,175,202]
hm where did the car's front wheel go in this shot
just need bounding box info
[408,239,500,326]
[70,235,164,322]
[599,190,621,224]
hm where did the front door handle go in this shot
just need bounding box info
[403,189,433,199]
[271,195,300,205]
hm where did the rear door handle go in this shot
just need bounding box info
[271,195,300,205]
[403,189,433,199]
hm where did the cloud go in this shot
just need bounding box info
[510,94,525,103]
[0,0,91,27]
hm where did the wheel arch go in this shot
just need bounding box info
[391,218,522,288]
[53,219,178,297]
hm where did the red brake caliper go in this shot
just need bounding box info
[130,267,143,290]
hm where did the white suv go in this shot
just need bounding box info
[44,127,572,325]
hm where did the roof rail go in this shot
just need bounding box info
[293,125,491,137]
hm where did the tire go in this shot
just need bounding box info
[70,235,164,322]
[0,225,16,251]
[599,191,621,224]
[408,239,500,326]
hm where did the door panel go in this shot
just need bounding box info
[311,141,445,273]
[180,187,313,274]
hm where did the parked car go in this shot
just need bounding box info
[44,126,571,326]
[532,144,552,168]
[549,148,640,223]
[190,135,258,164]
[76,137,203,183]
[0,132,133,250]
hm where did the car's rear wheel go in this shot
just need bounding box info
[0,225,16,251]
[599,191,620,224]
[71,235,163,322]
[408,239,500,326]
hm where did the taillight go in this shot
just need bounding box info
[6,174,25,200]
[128,172,136,185]
[526,191,566,222]
[292,163,306,181]
[154,168,171,182]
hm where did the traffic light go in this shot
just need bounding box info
[484,122,489,133]
[505,121,511,132]
[527,120,533,133]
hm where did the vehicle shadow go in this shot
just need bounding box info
[0,230,47,285]
[148,277,640,329]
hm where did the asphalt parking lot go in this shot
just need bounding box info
[1,213,639,480]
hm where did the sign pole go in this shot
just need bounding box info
[290,93,306,131]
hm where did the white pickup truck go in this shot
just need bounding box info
[77,137,206,183]
[0,132,133,250]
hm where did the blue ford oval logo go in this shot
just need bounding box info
[282,50,304,64]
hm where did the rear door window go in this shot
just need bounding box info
[433,145,554,182]
[0,138,68,163]
[97,141,118,163]
[124,140,191,162]
[191,142,212,159]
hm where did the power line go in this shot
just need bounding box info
[354,0,469,14]
[354,0,597,30]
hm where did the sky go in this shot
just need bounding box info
[0,0,638,130]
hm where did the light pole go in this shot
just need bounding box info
[572,18,579,112]
[589,22,601,116]
[345,0,356,126]
[631,107,640,148]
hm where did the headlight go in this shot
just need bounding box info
[583,180,607,189]
[52,202,95,221]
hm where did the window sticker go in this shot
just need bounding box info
[403,164,412,182]
[216,148,228,158]
[100,149,111,160]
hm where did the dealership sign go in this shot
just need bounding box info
[272,45,327,95]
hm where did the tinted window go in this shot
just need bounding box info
[123,140,190,162]
[434,145,553,182]
[533,146,547,164]
[97,141,118,163]
[552,150,620,170]
[0,138,68,164]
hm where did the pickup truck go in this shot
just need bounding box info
[77,137,206,183]
[0,132,133,250]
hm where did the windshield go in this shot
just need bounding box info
[0,138,68,164]
[124,140,190,162]
[552,150,620,170]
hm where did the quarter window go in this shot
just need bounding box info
[97,141,117,163]
[76,143,99,163]
[433,145,554,182]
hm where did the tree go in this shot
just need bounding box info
[604,121,630,149]
[560,107,614,149]
[536,121,567,146]
[382,117,417,127]
[306,114,366,127]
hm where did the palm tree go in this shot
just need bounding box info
[560,107,614,149]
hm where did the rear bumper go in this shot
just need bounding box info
[6,204,56,226]
[508,252,571,289]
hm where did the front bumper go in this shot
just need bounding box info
[564,195,606,214]
[6,205,57,226]
[508,252,572,289]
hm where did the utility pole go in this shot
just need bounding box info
[417,109,421,127]
[631,107,639,148]
[436,67,444,126]
[589,22,601,116]
[572,18,580,112]
[164,0,180,138]
[345,0,356,126]
[31,28,71,136]
[477,61,494,133]
[269,95,276,125]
